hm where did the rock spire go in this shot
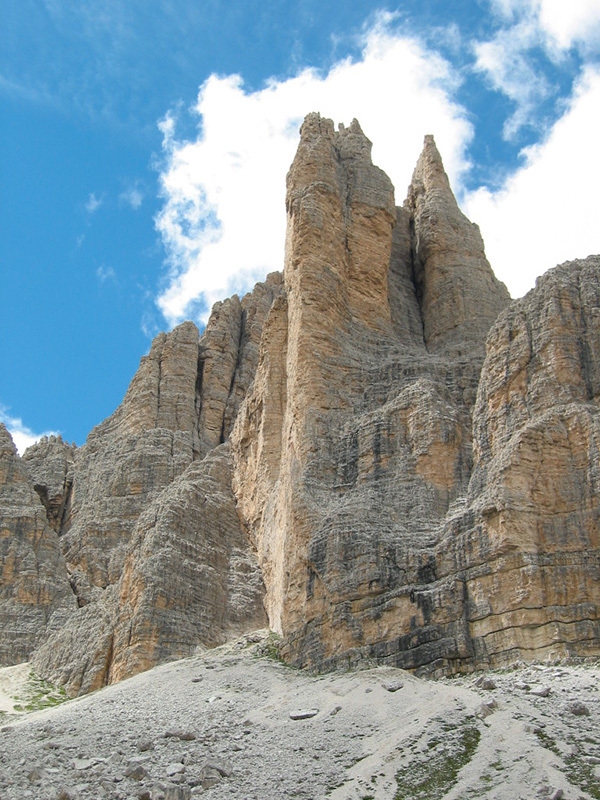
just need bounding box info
[1,114,599,693]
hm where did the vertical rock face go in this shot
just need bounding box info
[448,256,600,667]
[2,277,281,690]
[405,135,510,356]
[0,425,76,664]
[232,116,512,669]
[22,436,75,533]
[2,113,600,691]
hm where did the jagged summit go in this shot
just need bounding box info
[406,133,511,354]
[1,114,600,695]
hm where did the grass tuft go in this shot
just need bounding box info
[11,671,68,713]
[395,720,481,800]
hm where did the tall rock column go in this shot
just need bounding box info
[234,113,397,634]
[406,135,510,356]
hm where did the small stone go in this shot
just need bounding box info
[199,765,223,789]
[567,700,590,716]
[382,680,404,693]
[164,729,196,741]
[476,698,497,719]
[289,709,319,720]
[206,760,232,778]
[530,686,551,697]
[475,676,497,690]
[330,705,342,716]
[136,739,155,751]
[55,789,73,800]
[164,786,191,800]
[125,763,149,781]
[524,724,544,734]
[166,763,186,777]
[73,758,95,771]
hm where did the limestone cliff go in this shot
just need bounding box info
[1,113,600,693]
[0,426,76,663]
[231,113,511,669]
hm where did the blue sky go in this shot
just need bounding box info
[2,0,600,452]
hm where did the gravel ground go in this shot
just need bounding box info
[1,632,600,800]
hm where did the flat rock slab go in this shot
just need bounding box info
[73,759,95,771]
[289,709,319,720]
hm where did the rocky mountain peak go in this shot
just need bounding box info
[1,113,600,695]
[407,133,453,197]
[0,422,17,458]
[404,134,511,356]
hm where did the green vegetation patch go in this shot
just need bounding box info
[12,671,68,713]
[395,721,481,800]
[254,631,293,666]
[534,729,600,799]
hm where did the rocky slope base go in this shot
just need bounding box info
[1,636,600,800]
[1,112,600,695]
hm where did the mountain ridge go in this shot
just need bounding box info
[1,112,599,696]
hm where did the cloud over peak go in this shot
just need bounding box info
[153,6,600,326]
[155,21,471,327]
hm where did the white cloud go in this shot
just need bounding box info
[119,185,144,209]
[96,265,116,282]
[488,0,600,48]
[85,192,103,213]
[476,1,600,138]
[155,18,472,326]
[464,65,600,298]
[0,407,58,456]
[538,0,600,50]
[473,21,551,139]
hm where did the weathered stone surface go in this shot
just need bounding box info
[22,436,76,533]
[58,276,283,595]
[232,117,511,669]
[4,113,600,692]
[108,443,266,684]
[60,321,203,590]
[405,134,510,356]
[196,272,284,460]
[445,257,600,669]
[29,281,278,693]
[31,590,115,695]
[0,425,76,664]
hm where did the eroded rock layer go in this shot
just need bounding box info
[1,112,599,693]
[231,113,512,670]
